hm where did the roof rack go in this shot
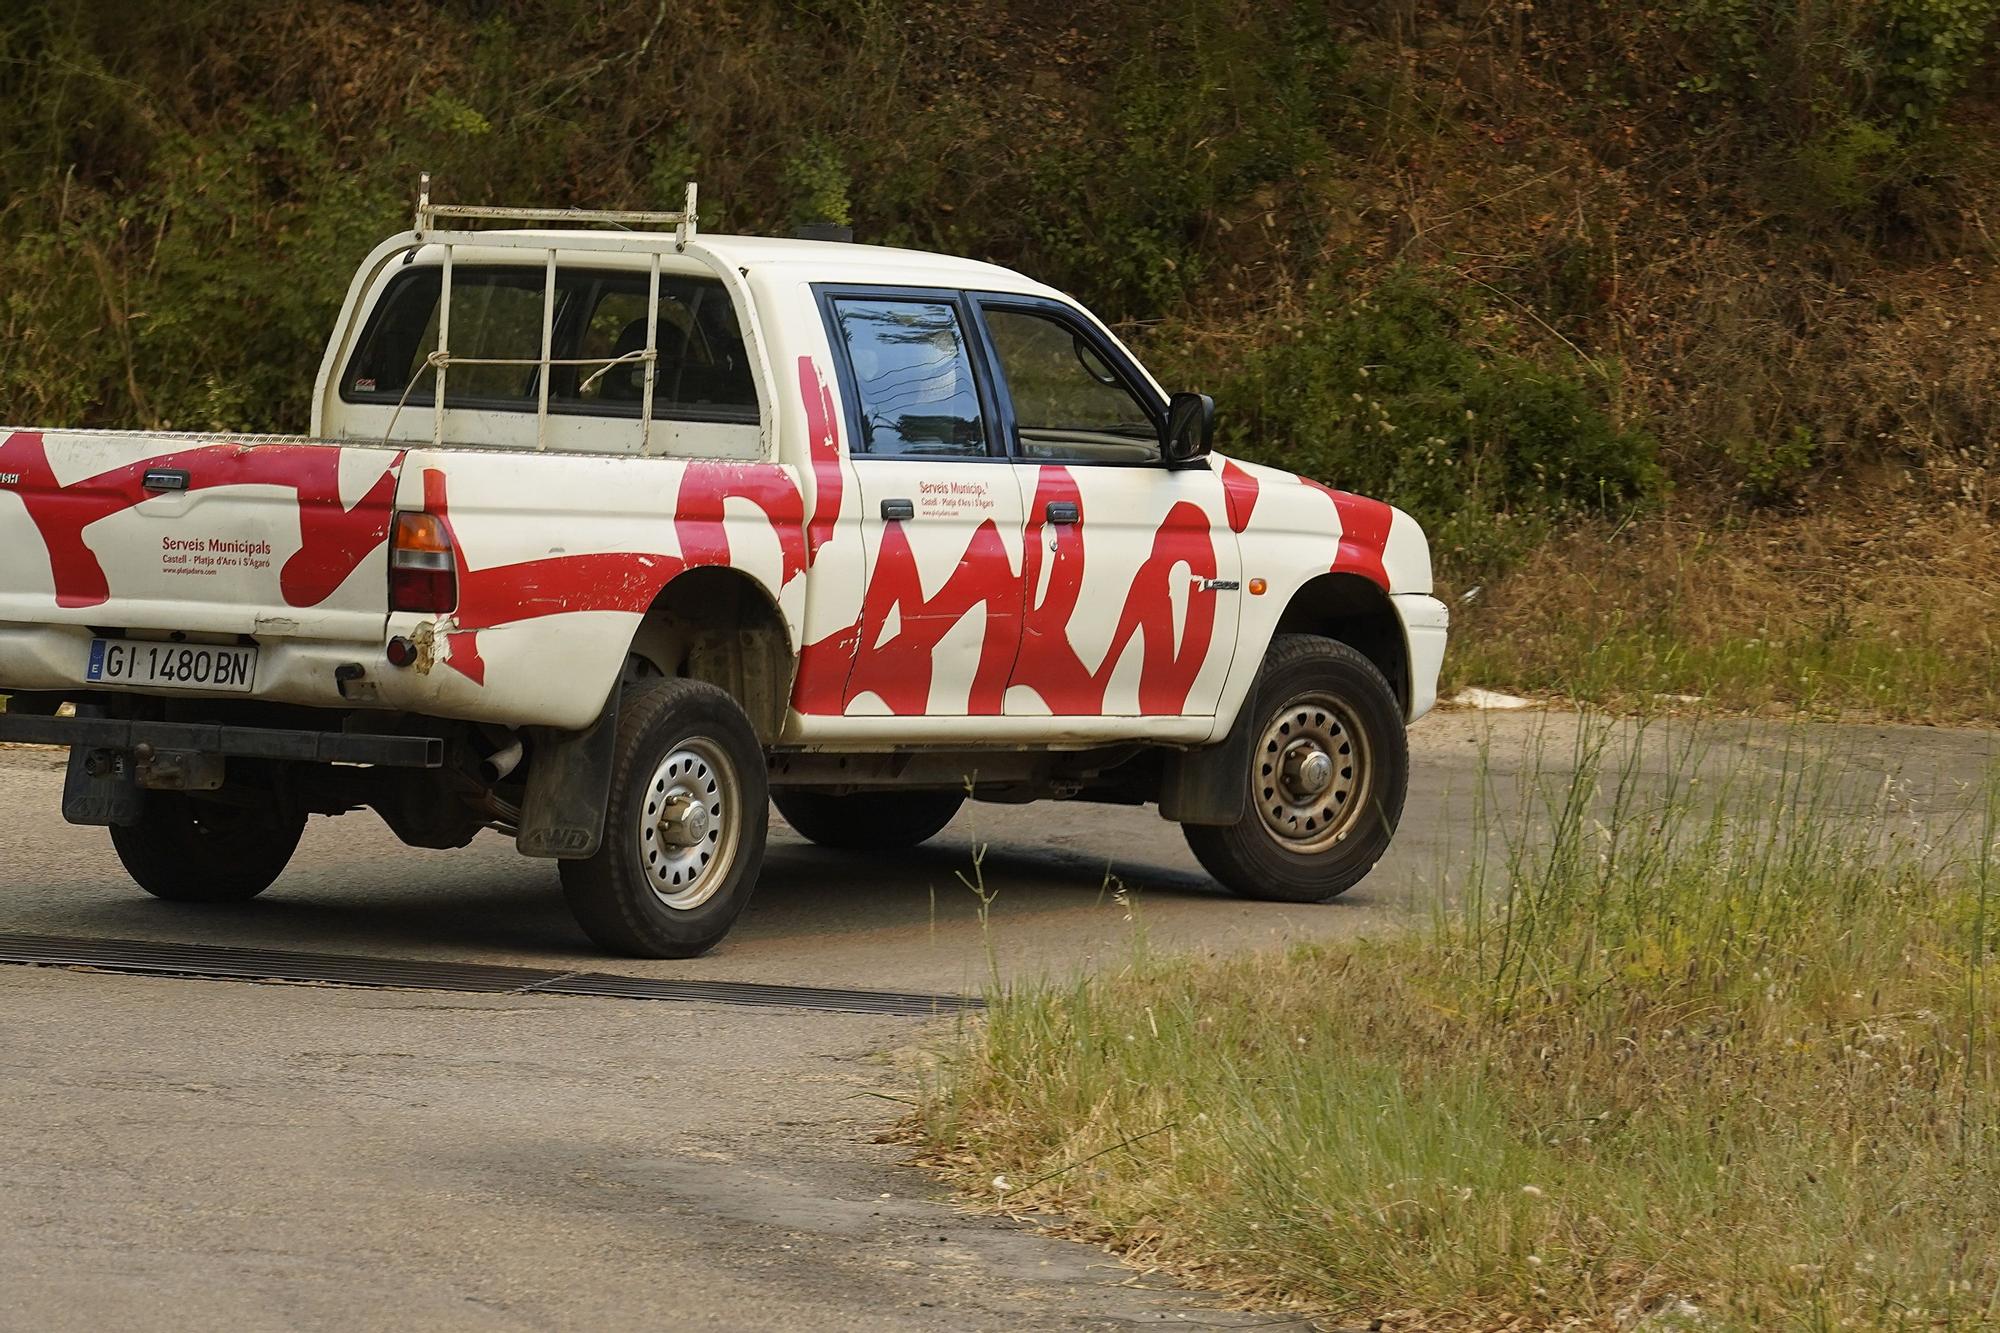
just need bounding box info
[387,173,707,455]
[413,172,699,248]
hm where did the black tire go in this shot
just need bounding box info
[770,789,964,851]
[1183,634,1408,904]
[109,793,305,903]
[559,678,769,959]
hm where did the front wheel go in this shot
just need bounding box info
[1183,635,1408,904]
[109,793,305,903]
[559,678,769,959]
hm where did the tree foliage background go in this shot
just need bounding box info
[2,0,1996,577]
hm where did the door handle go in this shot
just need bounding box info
[142,469,191,493]
[1045,501,1080,525]
[880,498,915,521]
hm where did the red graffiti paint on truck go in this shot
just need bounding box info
[0,430,400,610]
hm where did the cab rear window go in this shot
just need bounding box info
[341,266,758,423]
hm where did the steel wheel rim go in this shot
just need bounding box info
[1254,690,1369,853]
[636,737,739,911]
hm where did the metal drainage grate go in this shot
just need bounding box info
[0,933,982,1017]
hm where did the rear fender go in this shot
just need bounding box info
[625,567,795,744]
[377,454,805,730]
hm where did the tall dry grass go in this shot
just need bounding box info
[1445,492,2000,724]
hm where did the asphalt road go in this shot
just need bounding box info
[0,710,1993,1330]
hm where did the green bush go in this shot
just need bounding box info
[782,134,852,229]
[1209,271,1662,571]
[1725,424,1819,503]
[1878,0,2000,124]
[1659,0,1997,131]
[1544,0,1997,236]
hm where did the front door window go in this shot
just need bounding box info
[981,307,1158,464]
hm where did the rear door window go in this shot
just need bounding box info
[829,298,990,458]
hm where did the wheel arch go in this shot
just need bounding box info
[1272,573,1410,715]
[624,567,795,745]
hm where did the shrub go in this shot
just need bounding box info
[783,134,852,229]
[1209,271,1662,572]
[1879,0,2000,125]
[1536,0,1998,237]
[1725,425,1819,503]
[1637,0,1999,132]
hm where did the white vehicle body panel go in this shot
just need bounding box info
[1,223,1445,749]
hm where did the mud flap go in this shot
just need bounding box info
[62,746,144,827]
[516,692,620,859]
[1157,680,1259,827]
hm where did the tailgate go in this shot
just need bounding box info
[0,429,404,641]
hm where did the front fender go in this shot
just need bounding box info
[1205,457,1437,739]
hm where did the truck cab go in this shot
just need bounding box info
[0,183,1448,958]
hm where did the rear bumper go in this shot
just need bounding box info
[0,616,621,731]
[0,620,374,712]
[0,713,442,767]
[1392,593,1449,723]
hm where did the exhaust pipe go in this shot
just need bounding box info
[480,729,524,782]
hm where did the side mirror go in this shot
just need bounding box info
[1163,391,1216,467]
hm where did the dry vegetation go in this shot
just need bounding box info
[1444,489,2000,723]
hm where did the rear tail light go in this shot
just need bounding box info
[390,511,458,613]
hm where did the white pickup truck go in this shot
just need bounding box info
[0,184,1448,958]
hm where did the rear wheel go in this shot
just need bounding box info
[1183,635,1407,904]
[559,678,768,959]
[771,789,964,851]
[110,794,305,903]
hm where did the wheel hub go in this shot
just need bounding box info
[655,795,711,848]
[1281,743,1335,798]
[1254,693,1369,852]
[636,741,737,911]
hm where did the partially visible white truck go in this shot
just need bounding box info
[0,181,1448,958]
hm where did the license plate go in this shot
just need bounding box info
[85,639,258,693]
